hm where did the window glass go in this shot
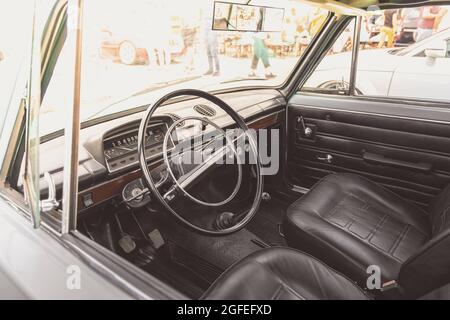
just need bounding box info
[41,0,329,136]
[0,0,34,132]
[354,5,450,102]
[302,5,450,102]
[302,18,355,93]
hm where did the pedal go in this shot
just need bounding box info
[148,229,165,249]
[118,234,136,253]
[134,246,156,267]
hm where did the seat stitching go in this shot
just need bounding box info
[336,173,429,217]
[268,246,373,299]
[321,175,430,233]
[324,192,352,219]
[322,193,425,263]
[314,208,408,264]
[253,260,308,300]
[286,214,371,276]
[389,224,409,256]
[280,284,307,300]
[270,284,284,300]
[367,213,389,242]
[253,253,367,300]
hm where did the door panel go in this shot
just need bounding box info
[287,94,450,208]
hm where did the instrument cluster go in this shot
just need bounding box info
[103,123,173,173]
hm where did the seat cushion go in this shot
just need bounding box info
[202,247,370,300]
[284,173,431,286]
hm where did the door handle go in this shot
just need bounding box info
[40,172,59,212]
[363,152,432,172]
[317,154,333,164]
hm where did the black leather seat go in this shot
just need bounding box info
[202,246,450,300]
[202,247,370,300]
[284,173,450,298]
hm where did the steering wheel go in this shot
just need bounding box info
[137,89,263,235]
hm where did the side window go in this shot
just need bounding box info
[302,18,356,94]
[302,5,450,102]
[354,5,450,102]
[0,1,34,132]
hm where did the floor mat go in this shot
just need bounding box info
[246,197,294,246]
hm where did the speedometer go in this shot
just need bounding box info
[103,122,172,173]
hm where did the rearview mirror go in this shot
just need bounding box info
[212,1,284,32]
[425,41,447,59]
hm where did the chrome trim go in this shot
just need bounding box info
[292,185,309,194]
[162,116,242,207]
[22,0,43,229]
[40,172,59,212]
[62,0,83,234]
[349,16,361,96]
[289,103,450,125]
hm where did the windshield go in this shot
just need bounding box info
[41,0,329,136]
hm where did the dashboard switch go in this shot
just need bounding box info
[82,193,94,208]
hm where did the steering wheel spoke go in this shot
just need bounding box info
[163,184,178,202]
[138,89,263,235]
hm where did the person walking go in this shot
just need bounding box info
[248,8,276,79]
[416,6,442,42]
[435,6,450,32]
[181,24,197,73]
[378,9,398,48]
[203,17,220,76]
[248,33,276,79]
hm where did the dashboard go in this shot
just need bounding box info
[28,89,285,212]
[103,122,174,173]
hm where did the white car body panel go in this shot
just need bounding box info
[0,199,132,299]
[307,29,450,100]
[390,55,450,101]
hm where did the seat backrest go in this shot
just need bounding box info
[398,185,450,298]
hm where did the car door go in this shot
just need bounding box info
[389,35,450,101]
[287,9,450,209]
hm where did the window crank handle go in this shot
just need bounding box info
[317,154,333,164]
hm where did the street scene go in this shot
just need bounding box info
[2,0,450,304]
[39,0,328,133]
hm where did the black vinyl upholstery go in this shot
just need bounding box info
[287,98,450,209]
[284,173,450,298]
[202,173,449,300]
[202,247,370,300]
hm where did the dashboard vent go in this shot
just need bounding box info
[166,113,184,127]
[193,104,216,117]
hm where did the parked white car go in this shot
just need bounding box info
[306,28,450,101]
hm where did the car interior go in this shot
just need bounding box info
[12,0,450,300]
